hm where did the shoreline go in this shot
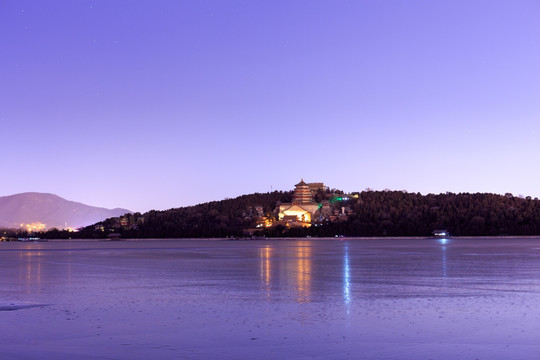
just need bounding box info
[36,235,540,242]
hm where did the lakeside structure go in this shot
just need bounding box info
[277,180,323,226]
[248,180,354,233]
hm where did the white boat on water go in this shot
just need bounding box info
[432,230,450,238]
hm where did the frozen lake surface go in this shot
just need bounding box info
[2,238,540,359]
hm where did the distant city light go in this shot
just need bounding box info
[20,222,47,232]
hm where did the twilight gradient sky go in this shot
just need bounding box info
[1,1,539,212]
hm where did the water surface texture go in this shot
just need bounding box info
[2,238,540,359]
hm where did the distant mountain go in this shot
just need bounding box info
[0,192,131,230]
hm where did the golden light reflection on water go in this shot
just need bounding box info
[295,242,312,303]
[260,245,272,298]
[19,245,42,293]
[258,242,313,303]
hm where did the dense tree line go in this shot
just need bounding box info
[75,191,293,239]
[342,191,540,237]
[25,190,540,239]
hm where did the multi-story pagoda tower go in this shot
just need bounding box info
[292,179,313,204]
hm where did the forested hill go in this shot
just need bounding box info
[41,190,540,239]
[76,191,293,238]
[345,191,540,237]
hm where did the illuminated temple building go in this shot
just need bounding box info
[278,180,323,226]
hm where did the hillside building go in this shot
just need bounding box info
[278,179,322,225]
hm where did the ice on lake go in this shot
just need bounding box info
[2,238,540,359]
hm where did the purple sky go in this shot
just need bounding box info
[1,1,539,212]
